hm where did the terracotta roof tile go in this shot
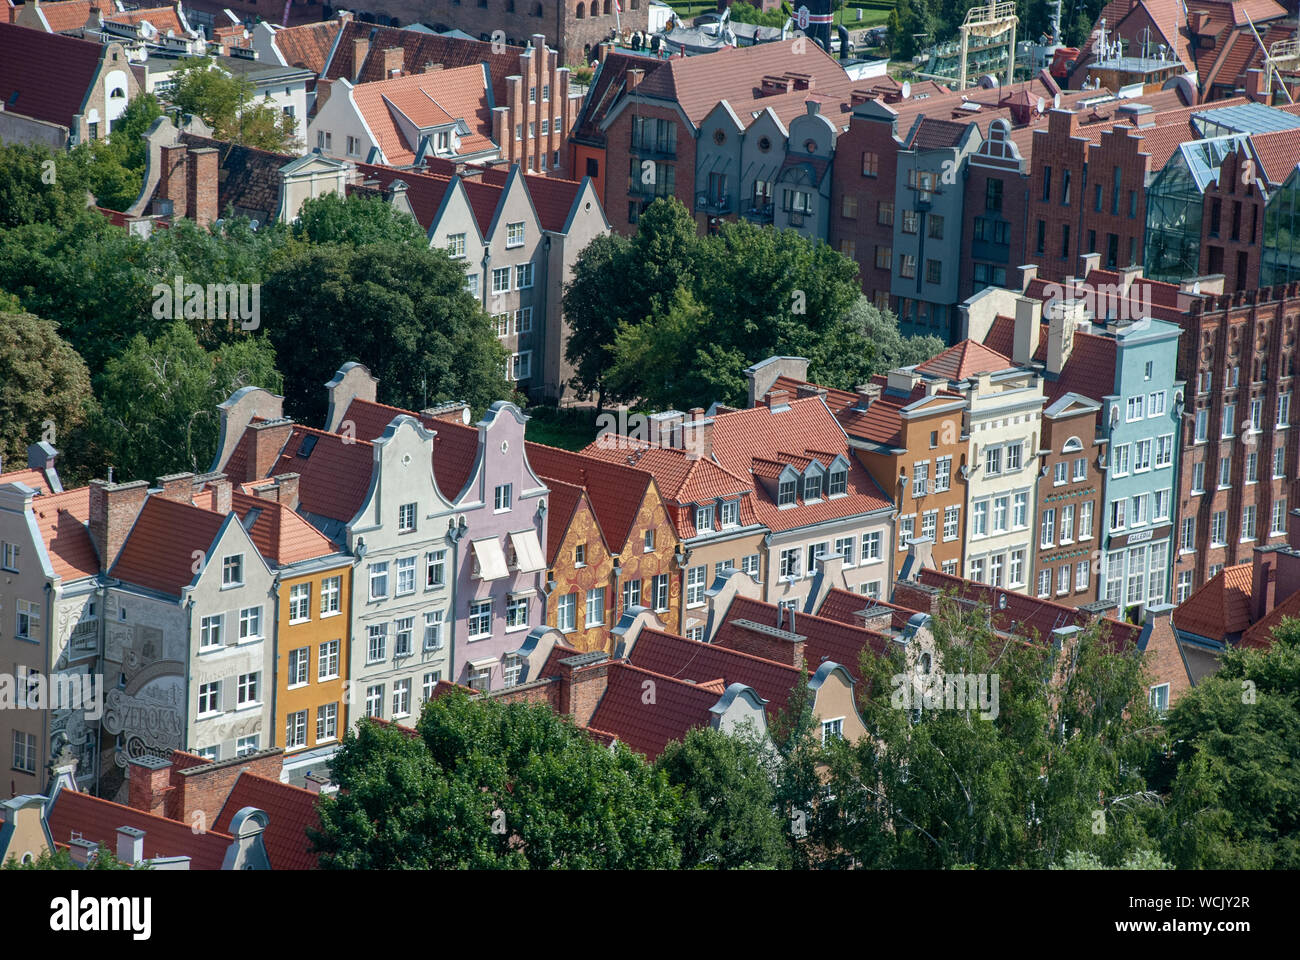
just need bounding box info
[339,397,480,503]
[0,22,106,129]
[111,495,227,597]
[1173,563,1256,641]
[526,442,651,553]
[271,19,342,74]
[31,486,99,581]
[177,134,293,224]
[269,426,375,524]
[539,477,588,565]
[817,587,916,631]
[1250,127,1300,184]
[628,627,801,719]
[1240,586,1300,649]
[48,787,233,870]
[228,491,338,566]
[106,5,187,35]
[213,772,320,870]
[350,65,494,166]
[915,339,1015,381]
[717,595,889,681]
[1044,332,1116,405]
[32,0,95,32]
[586,661,728,760]
[571,51,666,143]
[0,467,52,495]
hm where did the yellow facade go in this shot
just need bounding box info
[275,564,352,755]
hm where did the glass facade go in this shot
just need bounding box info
[1144,136,1245,283]
[1262,165,1300,287]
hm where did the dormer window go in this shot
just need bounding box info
[720,500,739,527]
[778,478,797,505]
[803,473,822,501]
[828,469,847,496]
[695,504,714,532]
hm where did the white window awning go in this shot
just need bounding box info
[468,657,498,672]
[509,530,546,573]
[472,537,509,581]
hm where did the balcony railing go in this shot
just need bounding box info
[696,193,731,214]
[743,201,774,222]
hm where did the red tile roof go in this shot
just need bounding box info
[571,51,666,144]
[539,477,589,566]
[267,426,375,524]
[586,661,728,760]
[1172,563,1256,641]
[1240,587,1300,650]
[339,397,480,503]
[111,495,227,597]
[817,587,916,631]
[271,19,343,74]
[771,373,962,448]
[915,339,1015,381]
[914,569,1141,650]
[717,595,890,681]
[707,397,893,533]
[526,442,652,553]
[228,491,338,566]
[0,467,52,495]
[32,0,95,31]
[0,21,106,129]
[213,773,320,871]
[106,5,188,35]
[31,486,99,581]
[1044,332,1117,405]
[48,787,234,870]
[350,65,495,166]
[1250,127,1300,185]
[628,627,802,719]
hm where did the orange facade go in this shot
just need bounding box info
[275,564,352,756]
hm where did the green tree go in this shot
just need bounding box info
[261,239,511,425]
[310,695,684,869]
[291,191,427,248]
[79,321,281,482]
[1158,618,1300,869]
[75,93,166,211]
[847,295,946,377]
[3,844,145,870]
[0,312,94,473]
[655,725,792,869]
[562,231,636,411]
[0,143,96,229]
[169,57,298,152]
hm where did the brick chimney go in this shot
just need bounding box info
[763,388,791,409]
[248,418,293,483]
[251,482,279,502]
[127,755,173,818]
[209,475,232,515]
[1077,251,1101,277]
[155,472,195,503]
[1245,69,1265,103]
[718,618,806,668]
[186,147,219,227]
[855,382,882,410]
[352,36,370,82]
[315,77,334,110]
[626,68,644,92]
[382,46,404,78]
[1251,545,1278,623]
[274,472,300,511]
[555,652,611,726]
[157,143,190,219]
[1047,107,1079,140]
[892,580,941,616]
[88,479,150,572]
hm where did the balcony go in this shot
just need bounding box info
[743,201,774,223]
[630,140,677,160]
[629,180,675,199]
[696,193,731,214]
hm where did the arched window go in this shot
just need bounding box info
[1062,436,1083,453]
[603,0,611,13]
[575,1,584,17]
[109,87,126,99]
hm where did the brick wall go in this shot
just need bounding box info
[1142,610,1191,705]
[1198,149,1265,293]
[1026,110,1089,282]
[604,102,696,235]
[892,581,941,616]
[88,479,150,572]
[165,747,285,828]
[713,626,804,668]
[830,111,901,307]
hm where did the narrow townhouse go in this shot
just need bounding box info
[222,483,353,782]
[705,390,897,607]
[0,453,99,798]
[580,426,766,640]
[526,443,680,652]
[913,339,1046,593]
[321,364,549,693]
[746,356,969,578]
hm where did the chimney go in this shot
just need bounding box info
[423,61,443,73]
[315,77,333,110]
[855,382,882,410]
[1045,299,1082,376]
[27,440,62,493]
[886,369,922,394]
[1116,102,1155,127]
[1189,9,1207,33]
[764,388,791,409]
[116,826,146,865]
[854,605,894,634]
[597,41,614,61]
[626,68,644,92]
[1077,251,1101,278]
[248,418,293,483]
[1118,263,1144,293]
[157,143,190,219]
[424,401,470,424]
[924,377,949,396]
[303,773,336,795]
[1018,264,1038,292]
[127,755,173,818]
[555,652,611,726]
[382,46,404,78]
[1245,69,1265,103]
[154,472,195,503]
[1047,107,1079,140]
[67,837,100,866]
[795,383,827,398]
[1013,295,1043,365]
[185,147,218,228]
[207,475,233,515]
[1251,546,1277,623]
[722,618,806,668]
[1274,542,1300,607]
[274,472,300,511]
[86,5,102,31]
[251,482,279,502]
[684,418,714,461]
[88,479,150,573]
[352,36,370,82]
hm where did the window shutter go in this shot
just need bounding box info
[222,678,236,712]
[226,611,239,645]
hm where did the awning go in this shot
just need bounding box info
[471,537,509,581]
[509,530,546,574]
[468,657,498,671]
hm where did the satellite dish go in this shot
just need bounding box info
[1054,92,1061,109]
[450,132,462,151]
[1037,96,1045,113]
[140,20,157,39]
[901,80,911,99]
